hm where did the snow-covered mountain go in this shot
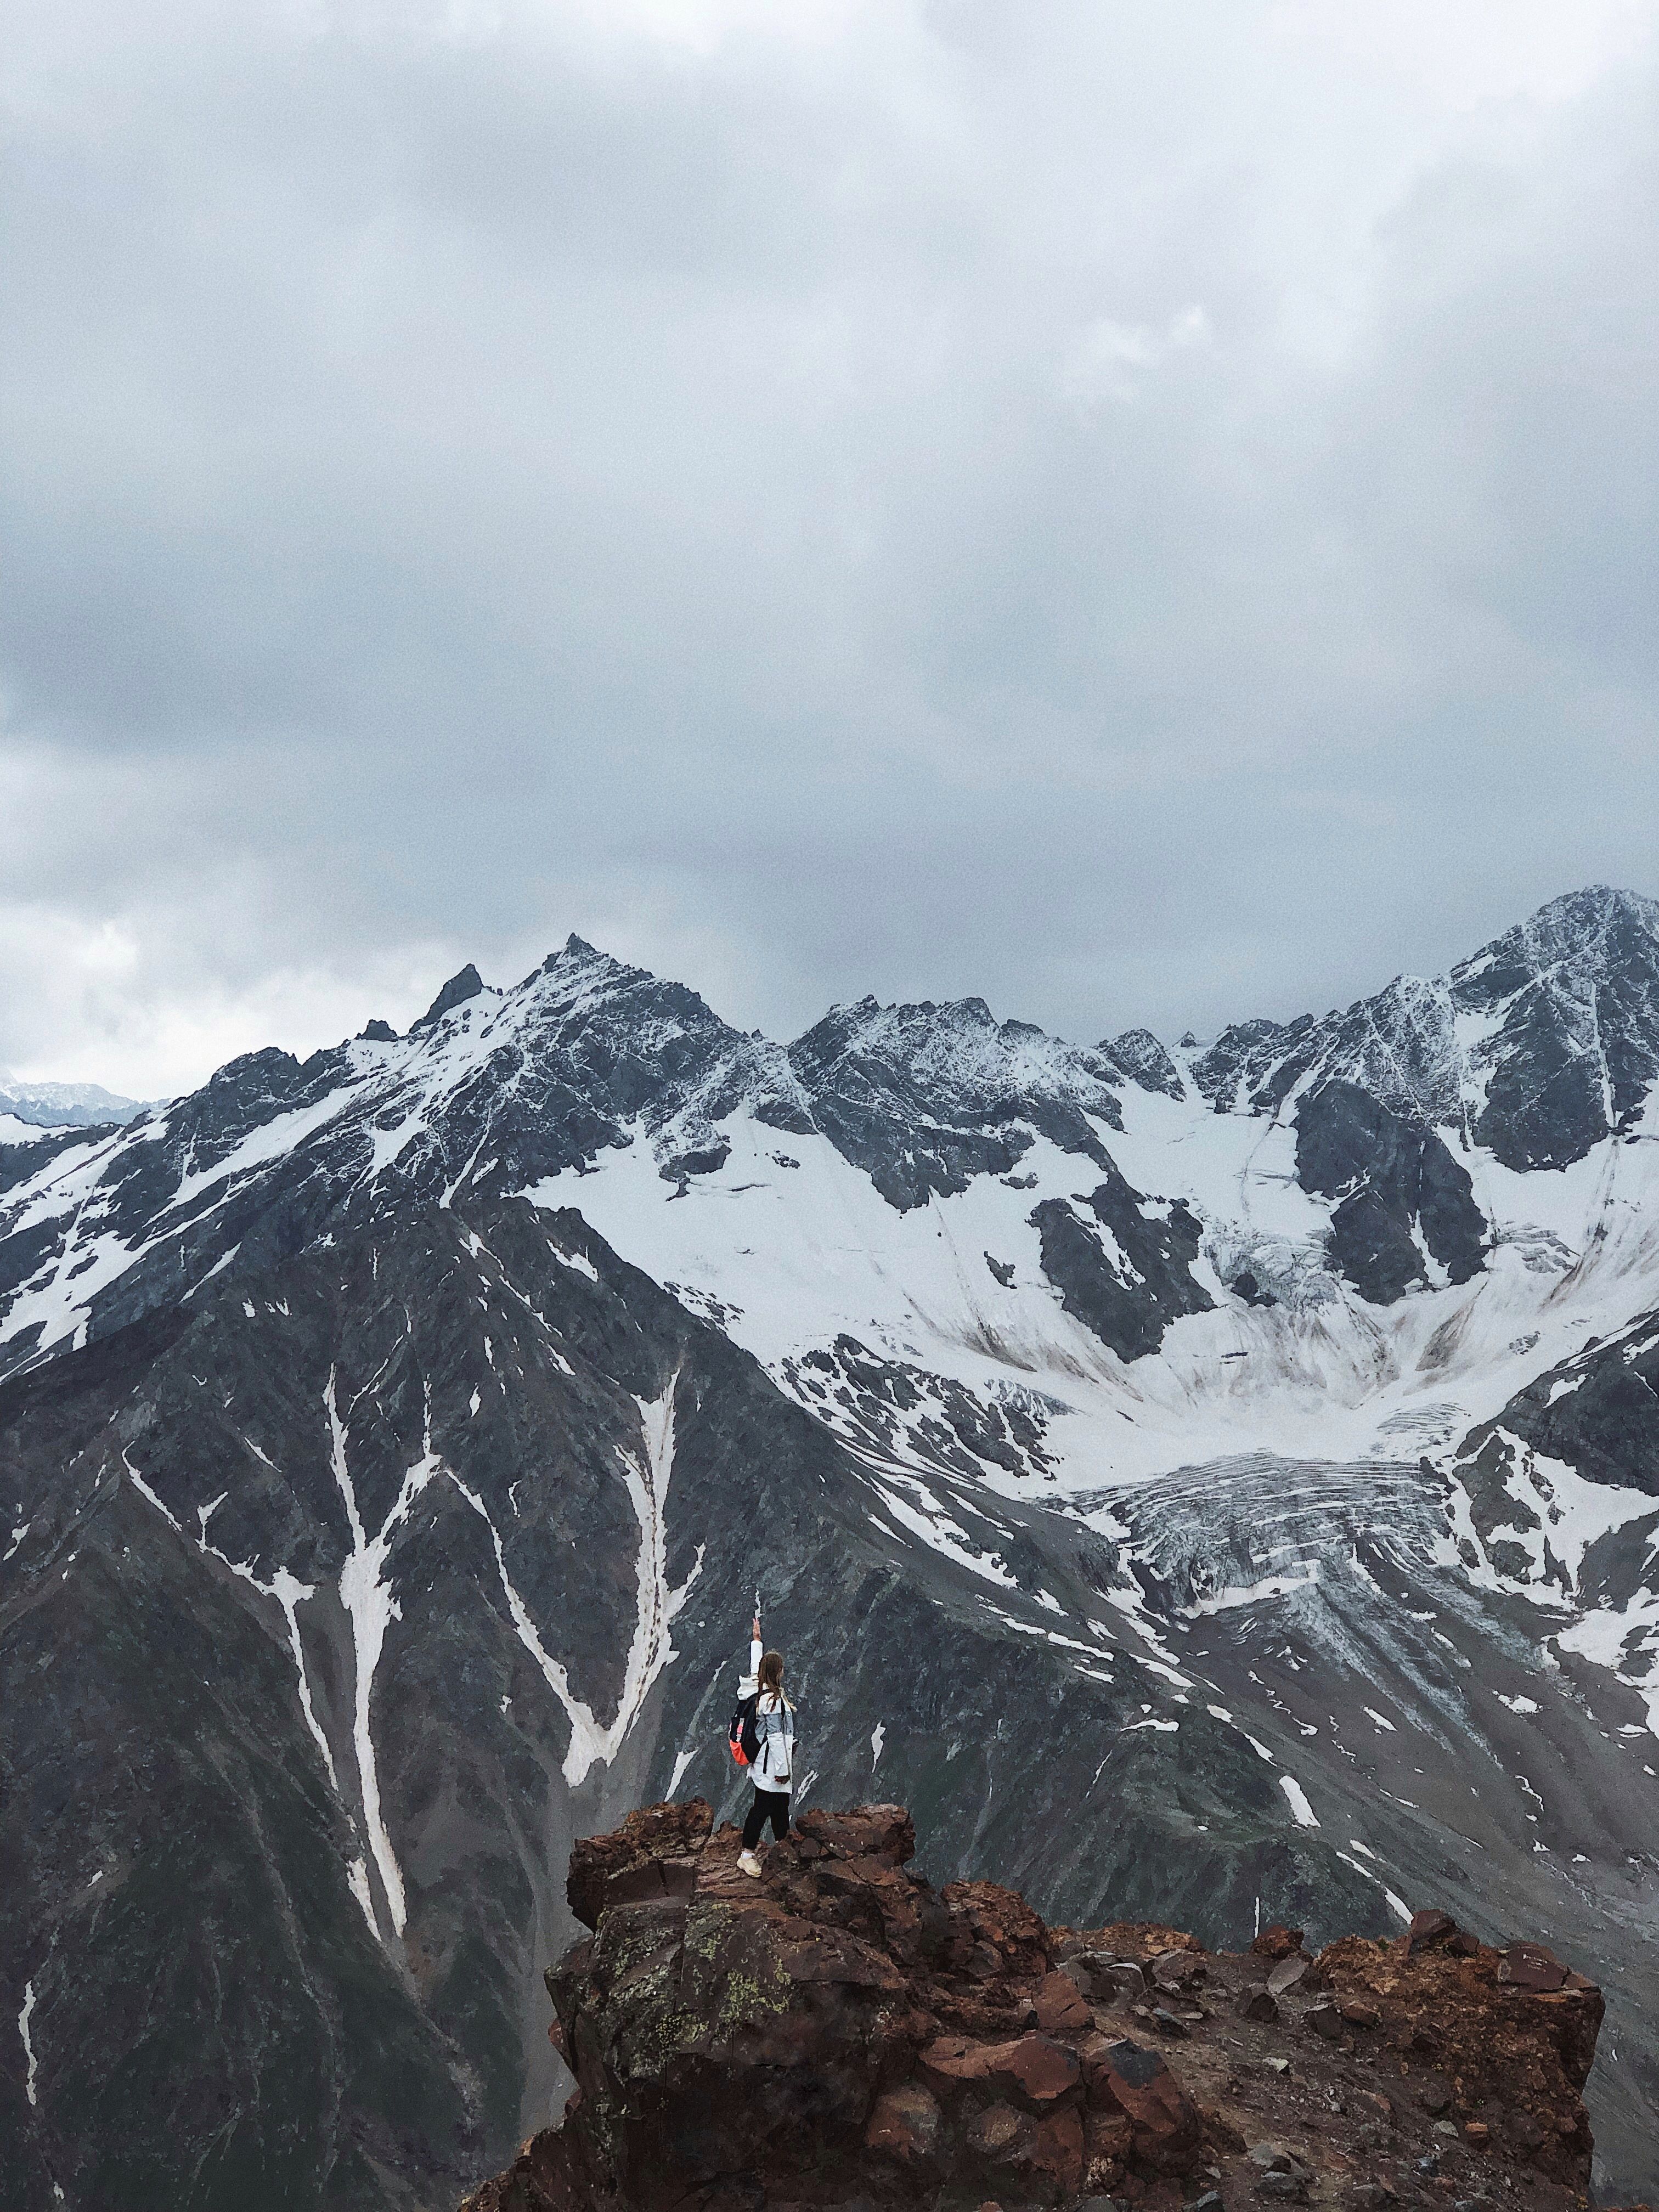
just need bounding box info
[1190,883,1659,1168]
[5,887,1659,2209]
[0,1073,153,1133]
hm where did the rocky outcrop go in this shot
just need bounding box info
[1104,1029,1184,1101]
[1030,1167,1212,1361]
[1454,1308,1659,1506]
[1294,1081,1486,1305]
[786,995,1124,1212]
[459,1806,1618,2212]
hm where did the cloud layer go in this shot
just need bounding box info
[4,0,1657,1094]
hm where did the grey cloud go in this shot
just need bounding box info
[2,1,1656,1091]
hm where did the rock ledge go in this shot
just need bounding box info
[461,1803,1637,2212]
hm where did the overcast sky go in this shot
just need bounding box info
[3,0,1657,1097]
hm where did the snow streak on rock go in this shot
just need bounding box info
[450,1370,701,1786]
[18,1978,38,2107]
[123,1452,181,1532]
[328,1372,441,1940]
[195,1483,337,1792]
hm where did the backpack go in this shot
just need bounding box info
[727,1691,760,1768]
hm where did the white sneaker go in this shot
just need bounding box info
[737,1850,763,1878]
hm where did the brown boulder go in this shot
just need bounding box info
[944,1879,1052,1980]
[1251,1925,1305,1960]
[920,2031,1081,2106]
[1036,1968,1094,2035]
[794,1803,916,1865]
[1393,1907,1457,1960]
[1083,2038,1202,2171]
[1031,2106,1086,2192]
[1499,1942,1568,1993]
[865,2082,941,2164]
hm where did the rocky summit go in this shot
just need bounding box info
[460,1801,1625,2212]
[6,886,1659,2210]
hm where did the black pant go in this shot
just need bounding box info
[742,1788,791,1849]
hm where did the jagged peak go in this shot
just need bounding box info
[1106,1025,1184,1099]
[798,990,1071,1056]
[413,962,487,1030]
[789,990,1124,1132]
[556,932,625,967]
[1454,883,1659,989]
[532,934,662,1000]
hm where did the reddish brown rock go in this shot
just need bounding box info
[1035,1968,1094,2035]
[796,1802,916,1865]
[1500,1942,1569,1993]
[1082,2038,1202,2172]
[1393,1906,1458,1960]
[460,1800,1617,2212]
[1030,2106,1086,2191]
[945,1879,1052,1980]
[921,2031,1080,2106]
[1317,1928,1603,2186]
[865,2083,941,2164]
[1251,1924,1305,1960]
[1080,1921,1201,1962]
[565,1797,712,1929]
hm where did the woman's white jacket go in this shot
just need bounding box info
[739,1638,796,1794]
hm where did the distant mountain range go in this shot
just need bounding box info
[4,885,1659,2209]
[0,1074,152,1133]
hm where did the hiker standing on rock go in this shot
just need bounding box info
[736,1612,794,1877]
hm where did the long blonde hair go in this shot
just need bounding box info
[758,1649,792,1710]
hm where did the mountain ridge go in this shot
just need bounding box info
[5,883,1659,2210]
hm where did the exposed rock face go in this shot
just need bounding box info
[1104,1028,1185,1101]
[1455,1307,1659,1505]
[786,995,1125,1211]
[1030,1168,1212,1360]
[460,1804,1612,2212]
[778,1335,1059,1483]
[1294,1081,1486,1305]
[416,962,488,1029]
